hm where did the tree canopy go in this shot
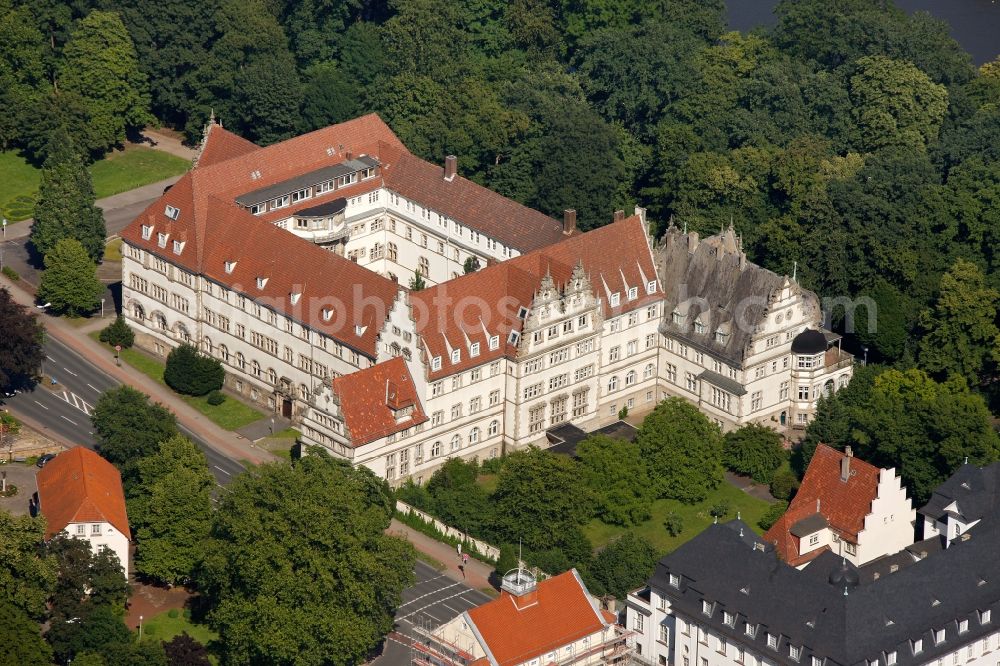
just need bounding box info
[92,385,179,483]
[163,344,225,397]
[198,452,414,666]
[637,398,724,503]
[577,434,655,526]
[37,237,105,316]
[0,510,56,620]
[0,288,45,393]
[722,424,787,484]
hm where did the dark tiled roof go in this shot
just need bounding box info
[698,369,747,396]
[653,518,1000,666]
[789,513,828,538]
[233,156,379,206]
[919,462,1000,523]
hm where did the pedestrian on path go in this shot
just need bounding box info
[462,552,469,566]
[456,542,462,558]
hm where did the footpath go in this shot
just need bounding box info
[388,519,496,594]
[1,276,277,466]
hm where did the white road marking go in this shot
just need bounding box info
[397,580,460,609]
[46,356,55,361]
[60,415,77,425]
[86,383,100,393]
[397,589,475,623]
[441,602,462,615]
[213,465,232,476]
[33,400,49,410]
[62,368,78,377]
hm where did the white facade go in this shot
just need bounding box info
[855,468,917,566]
[61,521,130,579]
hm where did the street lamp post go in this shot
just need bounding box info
[1,218,6,272]
[862,346,868,366]
[138,614,143,642]
[101,298,105,319]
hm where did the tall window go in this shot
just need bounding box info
[418,256,429,276]
[387,243,398,262]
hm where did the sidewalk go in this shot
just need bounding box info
[1,276,277,466]
[388,519,496,594]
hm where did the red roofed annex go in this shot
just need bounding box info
[119,113,853,482]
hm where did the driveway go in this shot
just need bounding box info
[0,461,39,516]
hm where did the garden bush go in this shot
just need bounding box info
[206,390,225,406]
[99,315,134,349]
[164,344,224,396]
[758,501,789,531]
[770,468,800,501]
[1,266,19,281]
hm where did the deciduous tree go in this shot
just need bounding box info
[92,386,179,484]
[163,344,224,397]
[722,424,786,484]
[199,452,414,666]
[0,600,53,666]
[0,510,56,620]
[637,397,723,503]
[589,532,658,599]
[577,435,654,526]
[129,436,214,585]
[37,238,104,316]
[0,288,45,392]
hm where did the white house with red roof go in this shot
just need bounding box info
[119,114,852,483]
[414,568,629,666]
[35,447,131,577]
[763,445,914,567]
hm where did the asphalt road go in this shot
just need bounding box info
[372,560,493,665]
[1,334,245,485]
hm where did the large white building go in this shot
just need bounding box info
[119,114,853,482]
[626,464,1000,666]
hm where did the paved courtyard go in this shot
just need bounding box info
[0,461,38,516]
[371,559,493,666]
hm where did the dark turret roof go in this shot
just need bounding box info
[791,328,828,354]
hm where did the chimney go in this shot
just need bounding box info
[687,231,699,253]
[444,155,457,181]
[345,150,353,161]
[613,209,625,222]
[563,209,576,235]
[841,446,853,482]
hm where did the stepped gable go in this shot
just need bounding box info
[656,225,787,367]
[380,145,568,253]
[412,215,659,380]
[195,123,261,169]
[764,444,881,566]
[466,570,608,666]
[36,447,130,540]
[331,356,428,446]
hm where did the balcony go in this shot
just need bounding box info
[305,226,349,244]
[824,347,854,372]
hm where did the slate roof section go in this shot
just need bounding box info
[331,356,428,446]
[233,156,379,206]
[466,569,608,666]
[652,518,1000,666]
[36,447,131,540]
[764,445,881,565]
[919,462,1000,524]
[655,226,794,367]
[411,215,660,381]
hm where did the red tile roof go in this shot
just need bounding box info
[379,145,568,253]
[331,356,428,446]
[467,570,607,666]
[764,445,880,565]
[195,124,260,168]
[412,215,661,380]
[36,447,130,540]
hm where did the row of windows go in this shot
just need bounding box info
[247,168,373,215]
[430,362,504,397]
[387,191,512,259]
[526,390,589,433]
[431,390,503,426]
[664,337,739,380]
[384,423,502,479]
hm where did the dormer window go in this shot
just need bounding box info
[789,646,801,662]
[934,629,945,645]
[647,280,657,294]
[812,657,823,666]
[716,330,728,344]
[723,611,735,627]
[157,232,168,248]
[701,600,713,616]
[290,292,301,305]
[694,321,705,335]
[164,205,180,220]
[225,261,236,274]
[672,310,683,325]
[470,342,480,357]
[745,623,757,638]
[451,349,461,364]
[982,610,992,624]
[272,195,289,210]
[669,573,680,588]
[609,292,620,307]
[141,224,153,240]
[256,276,268,289]
[517,306,529,320]
[508,331,520,345]
[431,356,442,371]
[627,286,638,300]
[489,335,499,350]
[886,651,896,666]
[172,240,184,255]
[250,169,262,180]
[959,619,969,634]
[911,639,923,655]
[250,203,265,215]
[322,308,333,321]
[767,633,778,650]
[291,188,311,203]
[355,324,366,336]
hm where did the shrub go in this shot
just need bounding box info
[494,544,519,579]
[770,468,800,501]
[168,608,179,619]
[479,456,505,474]
[709,499,731,519]
[99,315,135,349]
[164,344,224,396]
[618,405,628,420]
[664,511,684,536]
[758,501,789,531]
[722,424,786,484]
[1,266,19,281]
[206,390,225,406]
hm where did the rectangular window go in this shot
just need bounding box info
[523,383,543,400]
[548,374,568,391]
[751,391,762,411]
[528,405,545,433]
[572,389,589,417]
[669,573,680,588]
[451,403,462,420]
[470,397,481,414]
[549,348,569,365]
[767,634,778,650]
[489,390,500,406]
[524,358,543,374]
[574,364,594,382]
[470,342,480,357]
[431,381,443,397]
[91,524,101,535]
[431,411,444,426]
[550,396,568,425]
[609,346,620,362]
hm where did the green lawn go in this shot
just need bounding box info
[96,337,264,431]
[0,147,189,222]
[89,147,190,199]
[582,482,775,555]
[0,151,41,221]
[104,238,123,262]
[139,607,218,649]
